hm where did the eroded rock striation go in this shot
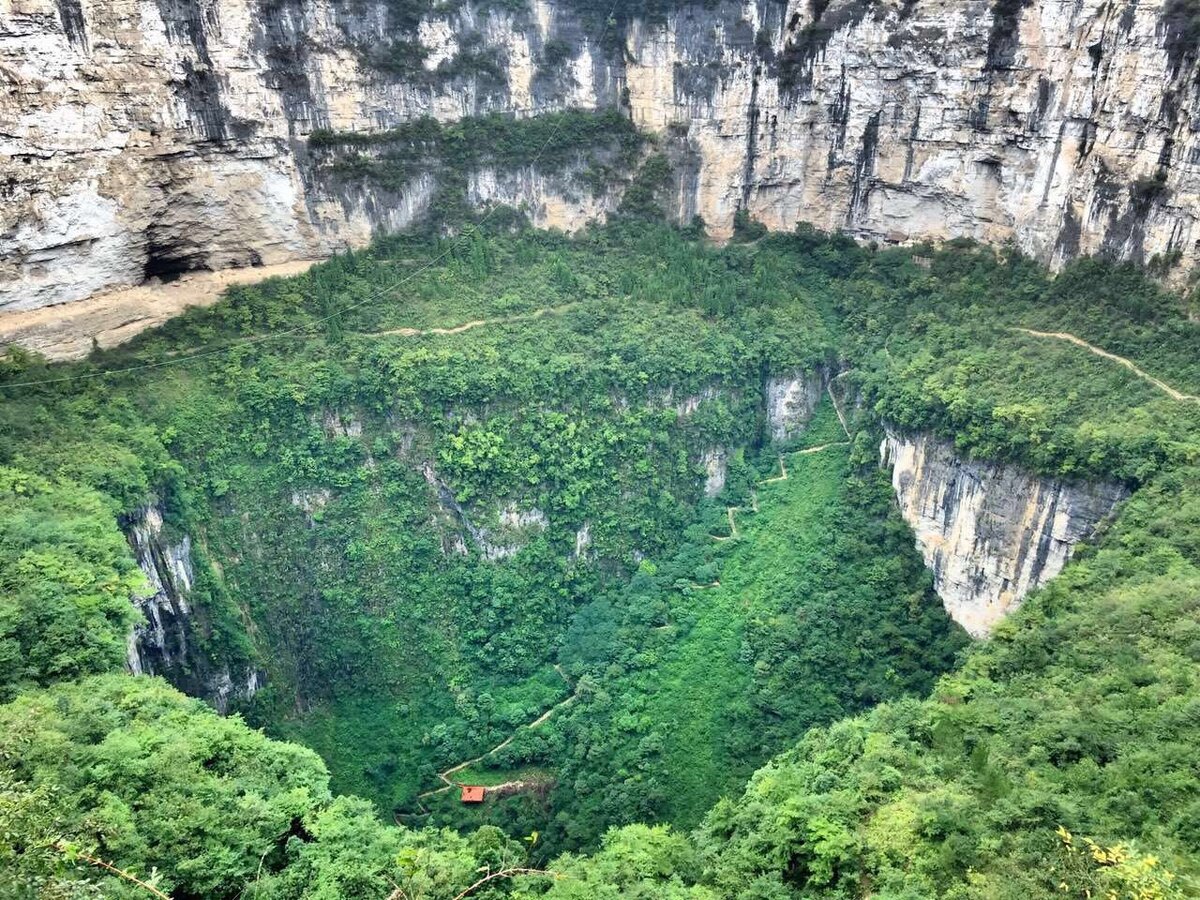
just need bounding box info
[5,0,1200,337]
[124,502,260,711]
[765,369,827,442]
[881,429,1128,637]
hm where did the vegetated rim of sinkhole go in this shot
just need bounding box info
[2,218,1198,899]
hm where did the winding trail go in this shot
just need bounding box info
[1013,328,1200,403]
[710,441,849,541]
[827,383,852,436]
[367,304,575,339]
[710,505,741,541]
[415,668,577,801]
[409,432,856,806]
[761,455,789,484]
[757,443,848,490]
[798,442,848,456]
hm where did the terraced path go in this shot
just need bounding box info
[415,667,576,801]
[711,441,849,541]
[1014,328,1199,403]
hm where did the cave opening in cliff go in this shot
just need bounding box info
[143,235,209,284]
[4,0,1200,893]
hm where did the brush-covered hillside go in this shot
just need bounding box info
[2,220,1198,899]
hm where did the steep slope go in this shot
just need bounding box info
[3,223,1199,898]
[416,403,965,847]
[5,0,1200,328]
[689,466,1200,897]
[0,224,854,815]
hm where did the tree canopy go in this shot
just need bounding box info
[1,219,1198,897]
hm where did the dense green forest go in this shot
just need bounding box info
[2,218,1199,898]
[417,401,965,847]
[310,109,655,226]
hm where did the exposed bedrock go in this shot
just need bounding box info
[881,429,1128,637]
[765,369,827,442]
[3,0,1200,330]
[124,502,260,712]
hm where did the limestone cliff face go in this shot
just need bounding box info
[881,429,1127,637]
[4,0,1200,321]
[0,0,616,314]
[765,369,827,442]
[701,445,728,496]
[631,0,1200,264]
[124,502,259,711]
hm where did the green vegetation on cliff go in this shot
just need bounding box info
[689,465,1200,897]
[2,220,1199,898]
[0,469,139,699]
[430,404,965,848]
[310,108,651,225]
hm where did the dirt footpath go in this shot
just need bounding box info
[0,260,322,361]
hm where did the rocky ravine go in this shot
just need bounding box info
[881,429,1128,637]
[3,0,1200,343]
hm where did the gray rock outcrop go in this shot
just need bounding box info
[124,502,260,711]
[765,370,827,442]
[881,429,1127,636]
[4,0,1200,335]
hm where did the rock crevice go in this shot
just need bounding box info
[123,502,260,711]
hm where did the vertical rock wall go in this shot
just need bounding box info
[881,429,1127,636]
[125,503,194,678]
[0,0,622,314]
[701,445,729,496]
[765,369,827,442]
[5,0,1200,332]
[124,502,259,711]
[631,0,1200,264]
